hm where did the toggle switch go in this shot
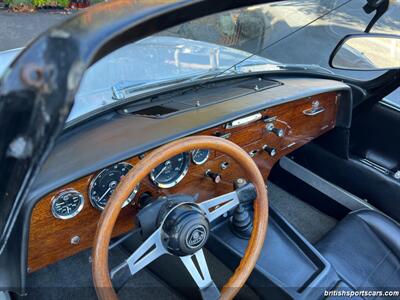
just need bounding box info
[266,123,284,137]
[205,169,222,183]
[263,145,277,157]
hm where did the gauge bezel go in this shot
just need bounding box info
[51,188,84,220]
[150,152,190,189]
[88,162,140,211]
[191,149,210,165]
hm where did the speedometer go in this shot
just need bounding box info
[150,152,190,188]
[89,162,139,210]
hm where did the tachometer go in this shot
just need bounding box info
[51,189,84,219]
[150,152,190,188]
[89,162,139,210]
[191,149,210,165]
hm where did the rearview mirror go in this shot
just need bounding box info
[330,34,400,71]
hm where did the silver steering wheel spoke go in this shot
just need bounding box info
[110,228,167,290]
[126,228,167,274]
[109,189,244,295]
[198,190,240,222]
[180,249,220,300]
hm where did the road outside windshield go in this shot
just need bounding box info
[70,0,400,123]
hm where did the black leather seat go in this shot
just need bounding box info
[317,209,400,294]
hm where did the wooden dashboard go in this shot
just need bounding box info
[28,92,340,272]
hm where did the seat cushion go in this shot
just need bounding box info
[317,209,400,293]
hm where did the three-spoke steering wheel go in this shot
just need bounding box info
[92,136,269,300]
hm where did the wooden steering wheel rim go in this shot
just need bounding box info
[92,135,269,300]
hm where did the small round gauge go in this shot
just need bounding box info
[191,149,210,165]
[89,162,140,210]
[51,189,84,220]
[150,152,190,188]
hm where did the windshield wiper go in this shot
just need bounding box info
[111,63,330,102]
[111,76,197,100]
[111,67,240,101]
[186,67,238,82]
[275,64,334,74]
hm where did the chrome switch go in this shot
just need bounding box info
[263,145,277,157]
[266,123,284,137]
[205,169,222,183]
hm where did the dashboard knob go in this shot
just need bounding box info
[266,123,284,137]
[272,127,284,137]
[205,170,221,183]
[263,145,277,157]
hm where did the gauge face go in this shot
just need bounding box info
[51,189,84,219]
[89,162,139,210]
[191,149,210,165]
[150,152,190,188]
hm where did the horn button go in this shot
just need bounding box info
[160,203,210,256]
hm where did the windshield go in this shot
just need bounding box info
[68,0,400,123]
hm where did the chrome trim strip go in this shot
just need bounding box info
[360,158,390,175]
[379,100,400,113]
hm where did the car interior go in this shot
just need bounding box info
[0,1,399,300]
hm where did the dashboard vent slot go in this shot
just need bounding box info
[133,105,178,117]
[237,79,278,91]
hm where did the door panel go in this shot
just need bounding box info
[351,98,400,175]
[291,88,400,221]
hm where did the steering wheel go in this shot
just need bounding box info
[92,136,269,300]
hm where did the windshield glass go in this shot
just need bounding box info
[68,0,400,123]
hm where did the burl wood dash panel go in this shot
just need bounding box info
[28,92,340,272]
